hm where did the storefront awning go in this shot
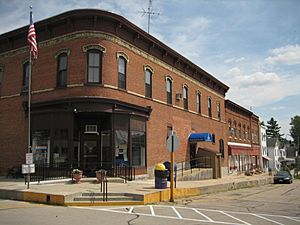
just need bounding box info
[262,155,271,161]
[189,133,213,142]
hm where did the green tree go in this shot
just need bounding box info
[266,117,283,139]
[290,115,300,147]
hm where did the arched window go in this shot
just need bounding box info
[87,49,102,84]
[57,53,68,87]
[197,92,201,114]
[243,125,246,139]
[217,102,221,120]
[145,68,152,98]
[228,120,232,136]
[23,61,29,93]
[238,123,242,138]
[166,78,172,104]
[183,86,188,110]
[247,126,250,140]
[208,97,212,117]
[118,56,127,89]
[233,121,237,137]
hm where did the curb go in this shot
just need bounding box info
[0,176,273,206]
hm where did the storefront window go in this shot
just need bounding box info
[32,130,50,164]
[131,131,145,166]
[53,128,69,163]
[115,130,128,166]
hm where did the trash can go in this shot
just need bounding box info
[154,163,169,189]
[164,161,177,186]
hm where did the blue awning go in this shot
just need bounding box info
[189,133,213,142]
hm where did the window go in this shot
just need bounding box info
[247,126,250,140]
[243,125,246,139]
[233,121,237,137]
[238,123,241,139]
[208,97,212,117]
[217,102,221,120]
[57,53,68,87]
[183,86,188,110]
[166,78,172,104]
[118,56,126,89]
[197,92,201,114]
[23,62,29,93]
[145,69,152,98]
[212,134,215,143]
[0,65,3,84]
[219,139,224,158]
[87,49,102,83]
[228,120,232,136]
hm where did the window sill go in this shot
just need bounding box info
[85,83,103,87]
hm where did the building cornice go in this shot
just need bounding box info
[0,9,229,96]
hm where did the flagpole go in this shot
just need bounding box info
[27,6,33,189]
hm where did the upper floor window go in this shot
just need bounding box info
[0,65,3,84]
[118,56,127,89]
[243,125,246,139]
[166,78,172,104]
[183,86,188,110]
[145,68,152,98]
[87,49,102,84]
[247,126,250,140]
[208,97,212,117]
[233,121,237,137]
[57,53,68,87]
[217,102,221,120]
[228,120,232,136]
[238,123,242,139]
[23,62,29,93]
[197,92,201,114]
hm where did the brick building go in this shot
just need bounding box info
[225,100,260,173]
[0,9,229,177]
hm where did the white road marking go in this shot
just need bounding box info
[171,206,182,219]
[220,211,251,225]
[71,205,300,225]
[149,205,155,216]
[252,214,284,225]
[127,207,134,213]
[192,208,214,222]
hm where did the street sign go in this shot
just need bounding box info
[26,153,33,164]
[22,164,35,174]
[167,133,179,152]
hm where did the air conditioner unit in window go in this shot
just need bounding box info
[85,125,98,134]
[176,93,182,100]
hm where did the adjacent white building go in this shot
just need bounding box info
[267,138,281,171]
[259,124,269,172]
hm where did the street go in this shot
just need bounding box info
[0,180,299,225]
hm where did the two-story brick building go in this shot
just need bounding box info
[225,100,260,173]
[0,9,230,178]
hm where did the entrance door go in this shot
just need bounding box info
[190,143,197,168]
[82,136,99,176]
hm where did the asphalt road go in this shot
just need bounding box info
[0,180,299,225]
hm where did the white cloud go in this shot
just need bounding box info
[224,57,245,64]
[265,44,300,65]
[224,67,300,109]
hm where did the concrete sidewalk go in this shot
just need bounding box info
[0,173,273,206]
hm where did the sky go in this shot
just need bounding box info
[0,0,299,138]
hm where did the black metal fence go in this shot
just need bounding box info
[28,163,71,182]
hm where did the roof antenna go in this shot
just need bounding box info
[139,0,159,33]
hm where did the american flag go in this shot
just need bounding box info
[28,9,38,59]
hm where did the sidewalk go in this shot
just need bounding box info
[0,173,273,206]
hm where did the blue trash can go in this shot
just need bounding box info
[154,164,169,189]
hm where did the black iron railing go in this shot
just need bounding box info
[110,164,135,182]
[27,163,71,183]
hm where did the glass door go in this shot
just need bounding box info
[82,138,98,176]
[100,130,111,169]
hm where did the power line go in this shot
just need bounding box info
[139,0,159,33]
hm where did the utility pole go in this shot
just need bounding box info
[139,0,159,33]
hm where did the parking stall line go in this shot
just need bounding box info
[127,207,134,213]
[220,211,251,225]
[252,214,284,225]
[149,205,155,216]
[286,217,300,223]
[171,206,183,219]
[192,208,214,222]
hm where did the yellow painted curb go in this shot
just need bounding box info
[64,201,144,207]
[23,192,65,205]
